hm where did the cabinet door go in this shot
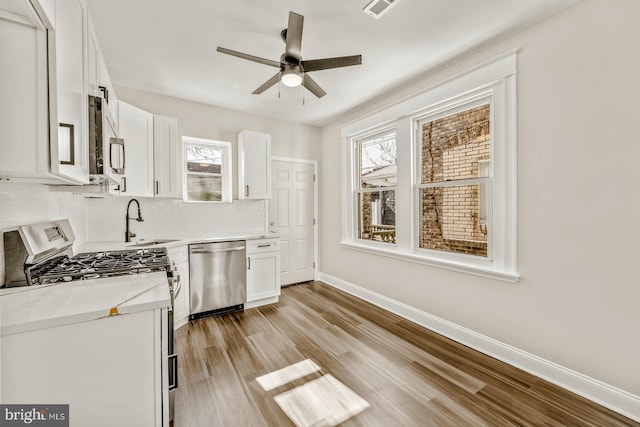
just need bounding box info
[1,309,163,426]
[118,101,154,197]
[98,51,118,130]
[153,115,181,198]
[0,9,50,180]
[238,130,271,199]
[247,251,280,302]
[54,0,90,183]
[86,18,100,98]
[0,1,86,183]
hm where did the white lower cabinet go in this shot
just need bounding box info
[246,238,280,308]
[167,245,190,328]
[1,308,168,427]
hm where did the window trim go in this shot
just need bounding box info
[182,136,232,203]
[340,51,519,282]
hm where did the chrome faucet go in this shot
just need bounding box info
[125,198,144,243]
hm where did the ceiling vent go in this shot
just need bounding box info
[362,0,399,19]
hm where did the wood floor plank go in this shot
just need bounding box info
[173,281,639,427]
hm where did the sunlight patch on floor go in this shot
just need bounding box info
[256,359,321,391]
[274,374,370,427]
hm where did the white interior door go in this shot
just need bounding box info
[270,160,315,285]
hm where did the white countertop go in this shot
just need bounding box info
[0,272,170,336]
[80,233,278,251]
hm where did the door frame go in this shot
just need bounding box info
[269,156,319,282]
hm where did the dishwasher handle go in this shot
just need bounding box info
[190,246,245,254]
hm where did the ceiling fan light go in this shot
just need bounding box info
[281,69,303,87]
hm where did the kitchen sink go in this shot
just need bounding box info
[129,239,179,248]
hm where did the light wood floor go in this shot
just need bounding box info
[174,281,638,426]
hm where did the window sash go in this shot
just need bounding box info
[183,137,231,203]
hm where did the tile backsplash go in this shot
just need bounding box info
[1,183,266,286]
[0,183,86,285]
[84,196,266,243]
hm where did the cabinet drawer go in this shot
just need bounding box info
[246,238,279,254]
[167,245,188,263]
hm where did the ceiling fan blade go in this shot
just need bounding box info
[252,73,281,95]
[303,74,326,98]
[301,55,362,72]
[217,47,280,68]
[284,12,304,62]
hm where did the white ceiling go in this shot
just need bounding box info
[85,0,577,127]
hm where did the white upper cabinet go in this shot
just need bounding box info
[153,115,181,198]
[54,0,90,183]
[0,0,86,183]
[238,130,271,199]
[117,100,154,197]
[87,16,117,131]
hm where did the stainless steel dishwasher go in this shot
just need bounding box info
[189,240,246,319]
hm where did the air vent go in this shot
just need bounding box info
[363,0,399,19]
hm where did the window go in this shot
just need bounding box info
[183,136,232,203]
[417,101,491,257]
[341,52,518,281]
[355,130,397,244]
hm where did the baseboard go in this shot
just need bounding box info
[317,272,640,422]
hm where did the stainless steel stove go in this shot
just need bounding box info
[2,219,169,287]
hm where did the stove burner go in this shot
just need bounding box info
[28,247,170,285]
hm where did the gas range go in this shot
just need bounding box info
[27,248,170,286]
[2,219,170,288]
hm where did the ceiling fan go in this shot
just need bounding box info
[217,11,362,98]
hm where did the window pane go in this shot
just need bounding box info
[357,190,396,243]
[421,104,490,184]
[360,133,396,188]
[419,186,488,257]
[186,144,222,173]
[187,174,222,201]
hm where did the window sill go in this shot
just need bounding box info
[340,240,519,283]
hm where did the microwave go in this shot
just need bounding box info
[88,95,124,184]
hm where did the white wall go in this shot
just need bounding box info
[82,88,322,243]
[319,0,640,400]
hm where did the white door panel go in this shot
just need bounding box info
[271,160,315,285]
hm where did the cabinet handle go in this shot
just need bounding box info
[247,257,251,270]
[99,85,109,104]
[155,180,159,195]
[257,244,271,248]
[245,185,249,197]
[191,247,245,254]
[121,177,127,192]
[168,353,178,391]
